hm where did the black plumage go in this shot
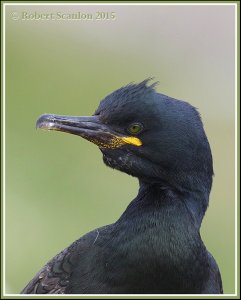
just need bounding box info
[22,79,222,294]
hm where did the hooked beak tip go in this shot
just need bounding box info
[36,114,57,130]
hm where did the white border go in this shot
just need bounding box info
[1,2,238,6]
[234,2,238,297]
[2,1,238,298]
[3,0,6,298]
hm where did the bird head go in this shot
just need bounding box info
[36,79,213,195]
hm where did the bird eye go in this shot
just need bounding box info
[127,123,143,135]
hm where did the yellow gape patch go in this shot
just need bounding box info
[91,136,142,149]
[108,136,142,148]
[121,136,142,147]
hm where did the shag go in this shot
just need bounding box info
[22,79,222,294]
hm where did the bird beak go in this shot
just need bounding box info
[36,114,142,149]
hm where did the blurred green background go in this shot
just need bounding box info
[5,4,236,294]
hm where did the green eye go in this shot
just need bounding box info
[128,123,143,134]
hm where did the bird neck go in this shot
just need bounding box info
[114,181,209,291]
[137,180,209,229]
